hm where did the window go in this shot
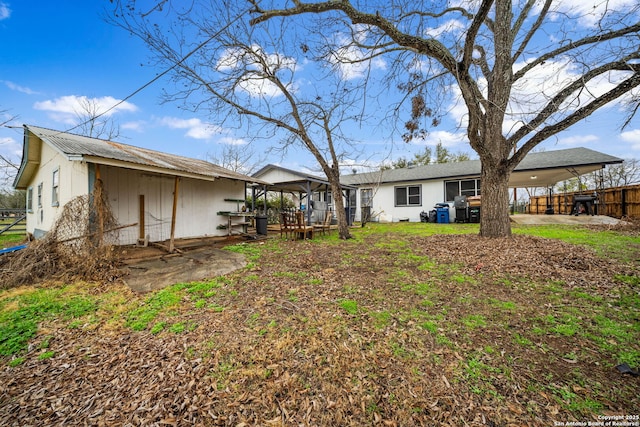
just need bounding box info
[26,187,33,212]
[360,188,373,207]
[37,183,43,208]
[445,179,481,202]
[312,191,332,204]
[52,169,60,206]
[395,185,421,206]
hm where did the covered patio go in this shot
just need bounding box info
[250,165,358,231]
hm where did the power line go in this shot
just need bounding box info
[58,9,248,137]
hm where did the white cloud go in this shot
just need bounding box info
[3,80,38,95]
[33,95,138,125]
[218,136,247,146]
[0,2,10,20]
[121,121,146,132]
[557,134,599,146]
[327,31,386,81]
[237,76,288,98]
[421,130,468,148]
[159,117,222,140]
[545,0,639,28]
[425,19,466,38]
[0,136,22,157]
[620,129,640,151]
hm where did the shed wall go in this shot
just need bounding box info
[25,141,89,236]
[100,165,247,244]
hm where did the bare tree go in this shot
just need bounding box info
[251,0,640,237]
[74,97,121,140]
[207,143,265,175]
[0,108,19,191]
[110,2,379,239]
[599,159,640,187]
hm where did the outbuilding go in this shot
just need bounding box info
[13,125,268,246]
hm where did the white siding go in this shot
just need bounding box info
[25,141,89,236]
[101,165,247,244]
[353,180,453,222]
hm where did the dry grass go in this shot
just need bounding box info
[0,180,122,289]
[0,223,639,426]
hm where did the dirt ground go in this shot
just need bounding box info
[120,246,247,293]
[1,220,638,426]
[118,215,623,293]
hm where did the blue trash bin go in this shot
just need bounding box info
[436,207,449,223]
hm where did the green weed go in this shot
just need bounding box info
[150,322,166,334]
[370,311,391,329]
[419,320,438,334]
[7,357,25,367]
[38,351,55,360]
[338,299,358,315]
[0,289,96,356]
[125,286,182,331]
[461,314,487,329]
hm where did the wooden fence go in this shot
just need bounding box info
[0,210,27,236]
[528,184,640,218]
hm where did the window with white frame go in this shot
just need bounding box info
[52,168,60,206]
[395,185,422,206]
[27,187,33,212]
[360,188,373,207]
[37,183,43,208]
[445,178,481,202]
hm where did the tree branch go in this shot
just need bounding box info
[509,54,640,147]
[461,0,493,70]
[250,0,459,73]
[510,71,640,168]
[513,22,640,81]
[512,0,551,64]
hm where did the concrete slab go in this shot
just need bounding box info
[509,214,622,225]
[121,246,247,293]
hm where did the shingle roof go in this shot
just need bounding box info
[341,147,622,185]
[22,125,267,184]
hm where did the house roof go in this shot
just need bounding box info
[252,163,357,193]
[253,163,328,183]
[14,125,269,189]
[341,147,623,188]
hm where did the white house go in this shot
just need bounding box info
[341,147,623,223]
[13,125,268,245]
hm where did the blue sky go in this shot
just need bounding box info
[1,1,639,183]
[0,2,252,172]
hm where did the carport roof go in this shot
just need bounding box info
[341,147,623,188]
[252,164,357,193]
[14,125,269,189]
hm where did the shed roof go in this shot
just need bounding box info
[14,125,268,189]
[341,147,623,188]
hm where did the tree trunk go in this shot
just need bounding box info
[327,170,352,239]
[479,163,512,238]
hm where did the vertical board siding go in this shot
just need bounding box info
[101,165,248,244]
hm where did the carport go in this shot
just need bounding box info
[508,148,623,215]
